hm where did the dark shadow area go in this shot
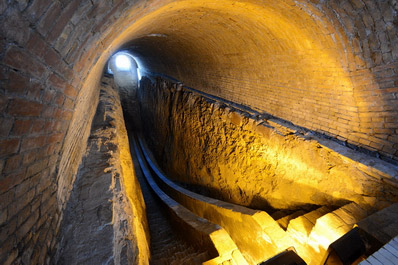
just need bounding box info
[123,109,212,265]
[54,90,116,265]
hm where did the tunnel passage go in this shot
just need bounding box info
[1,0,398,264]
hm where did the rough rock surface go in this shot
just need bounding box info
[138,77,398,211]
[54,79,149,264]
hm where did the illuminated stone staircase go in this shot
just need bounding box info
[277,203,370,265]
[132,134,249,265]
[275,210,307,230]
[140,170,212,265]
[134,135,398,265]
[285,206,332,250]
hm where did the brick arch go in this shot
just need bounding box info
[0,0,397,263]
[85,0,398,159]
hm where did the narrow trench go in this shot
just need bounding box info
[126,122,210,265]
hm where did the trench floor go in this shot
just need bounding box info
[128,131,211,265]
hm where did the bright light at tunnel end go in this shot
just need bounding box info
[115,54,132,71]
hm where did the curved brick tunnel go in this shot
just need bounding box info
[0,0,398,264]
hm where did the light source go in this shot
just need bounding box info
[115,54,132,71]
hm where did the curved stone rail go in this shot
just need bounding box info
[133,135,248,265]
[137,135,295,265]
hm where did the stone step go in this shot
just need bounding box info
[306,202,370,265]
[277,210,307,230]
[286,206,332,243]
[358,203,398,245]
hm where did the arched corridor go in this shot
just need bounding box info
[0,0,398,264]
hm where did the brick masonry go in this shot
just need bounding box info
[0,0,397,264]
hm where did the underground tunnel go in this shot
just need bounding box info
[1,0,398,264]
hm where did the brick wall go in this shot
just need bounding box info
[0,0,397,264]
[125,0,398,161]
[0,1,140,264]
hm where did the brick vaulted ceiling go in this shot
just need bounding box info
[0,0,397,263]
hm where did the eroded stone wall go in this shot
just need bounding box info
[139,77,398,212]
[55,78,149,264]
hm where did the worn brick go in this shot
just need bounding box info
[8,188,35,220]
[48,133,64,144]
[54,92,65,106]
[40,195,56,216]
[0,189,14,209]
[26,80,43,101]
[0,217,16,245]
[24,0,52,23]
[61,110,73,121]
[30,120,45,134]
[22,150,37,165]
[37,1,62,36]
[48,73,66,91]
[4,154,22,173]
[64,41,80,65]
[7,99,43,117]
[16,206,31,227]
[6,71,28,95]
[0,170,25,193]
[1,246,18,265]
[43,48,65,75]
[42,121,54,133]
[36,172,51,194]
[41,105,56,118]
[3,46,46,79]
[31,196,41,213]
[63,97,74,109]
[16,210,39,242]
[64,84,78,98]
[21,135,47,152]
[26,32,48,59]
[42,88,57,103]
[45,143,58,156]
[54,23,74,54]
[11,119,32,136]
[47,0,80,43]
[0,138,20,158]
[0,118,13,137]
[26,159,48,177]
